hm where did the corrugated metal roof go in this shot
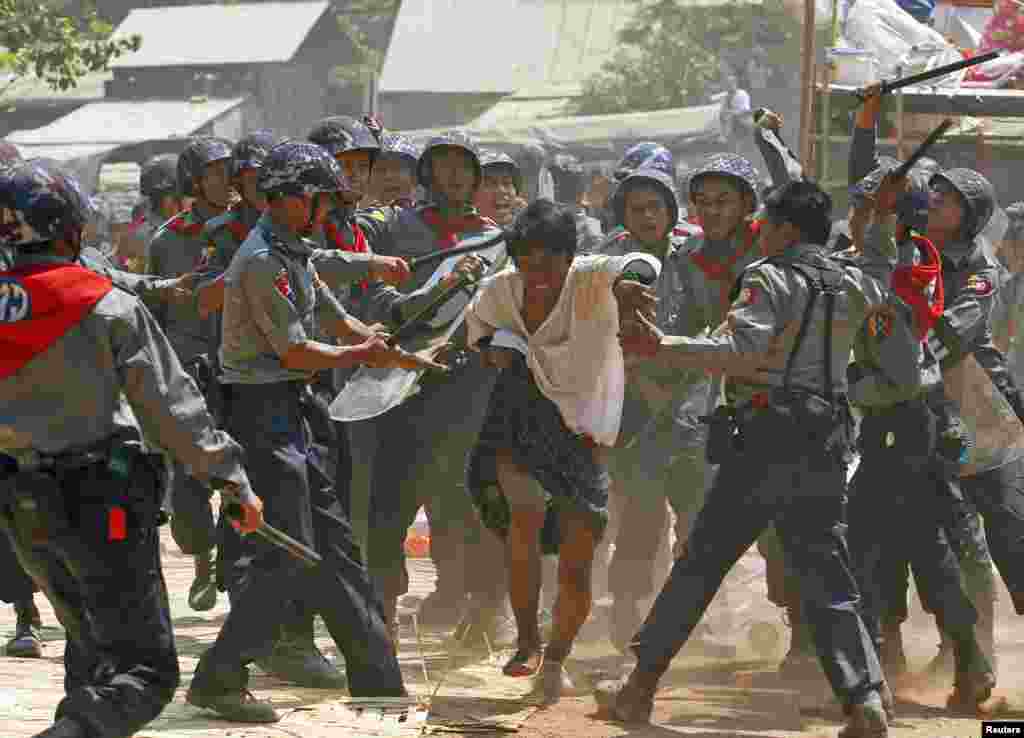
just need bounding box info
[110,1,330,68]
[381,0,742,94]
[6,98,246,147]
[400,102,721,149]
[0,70,111,103]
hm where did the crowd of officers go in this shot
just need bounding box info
[1,79,1024,738]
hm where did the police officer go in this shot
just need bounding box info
[0,159,263,738]
[843,167,994,711]
[548,153,603,253]
[918,167,1024,677]
[370,134,421,208]
[0,142,45,659]
[601,179,911,737]
[147,137,234,612]
[136,154,186,261]
[352,131,514,645]
[186,141,431,722]
[603,143,676,233]
[474,149,523,227]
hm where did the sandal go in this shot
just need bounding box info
[503,646,543,677]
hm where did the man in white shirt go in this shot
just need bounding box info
[465,199,660,703]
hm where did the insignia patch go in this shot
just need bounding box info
[273,269,293,301]
[966,274,994,297]
[867,311,893,340]
[0,279,30,322]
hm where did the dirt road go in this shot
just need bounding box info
[1,528,1020,737]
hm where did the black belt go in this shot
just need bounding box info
[8,438,114,473]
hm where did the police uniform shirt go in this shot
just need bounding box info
[358,205,503,338]
[652,243,906,408]
[219,213,361,385]
[0,251,252,492]
[146,203,220,361]
[847,228,933,409]
[928,239,1024,476]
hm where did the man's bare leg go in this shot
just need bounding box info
[547,513,599,665]
[497,449,545,676]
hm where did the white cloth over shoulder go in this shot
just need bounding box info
[466,252,661,447]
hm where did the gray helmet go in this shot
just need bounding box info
[177,137,233,196]
[232,129,282,177]
[478,149,523,192]
[378,133,422,169]
[417,131,482,190]
[258,141,352,199]
[140,154,180,199]
[611,168,680,232]
[688,152,760,206]
[930,168,996,241]
[307,116,380,158]
[0,160,95,248]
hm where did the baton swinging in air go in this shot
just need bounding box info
[855,50,1001,101]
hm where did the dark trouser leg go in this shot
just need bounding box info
[961,457,1024,613]
[32,467,179,738]
[944,492,998,666]
[772,461,884,707]
[194,383,402,697]
[168,463,216,556]
[0,531,36,604]
[630,460,772,679]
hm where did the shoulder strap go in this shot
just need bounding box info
[782,268,819,392]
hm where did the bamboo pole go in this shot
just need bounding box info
[799,0,817,170]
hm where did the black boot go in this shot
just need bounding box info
[31,717,88,738]
[6,599,42,659]
[263,613,346,689]
[594,667,660,723]
[188,550,217,612]
[947,635,996,713]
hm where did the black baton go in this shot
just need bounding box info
[221,491,322,568]
[894,117,955,178]
[855,50,1000,100]
[408,231,506,270]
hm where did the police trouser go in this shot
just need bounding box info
[630,427,883,706]
[0,459,178,738]
[361,357,506,624]
[848,447,978,652]
[606,442,708,603]
[0,529,35,604]
[960,456,1024,614]
[192,381,404,697]
[168,355,220,558]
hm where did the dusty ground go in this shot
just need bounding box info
[1,528,1022,737]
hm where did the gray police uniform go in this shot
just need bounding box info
[627,243,907,707]
[0,250,253,738]
[190,213,404,698]
[147,203,224,559]
[844,228,992,677]
[354,204,509,626]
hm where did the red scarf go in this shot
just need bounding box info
[325,218,370,290]
[891,234,944,340]
[167,210,203,238]
[420,207,490,249]
[0,263,113,379]
[688,220,761,311]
